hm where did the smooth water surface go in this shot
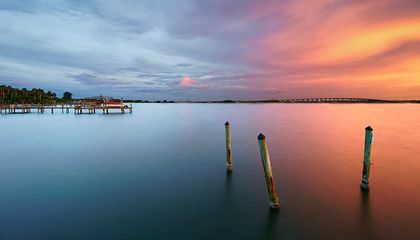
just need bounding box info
[1,104,419,239]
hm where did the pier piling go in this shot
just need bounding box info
[257,133,280,209]
[225,121,233,172]
[360,126,374,191]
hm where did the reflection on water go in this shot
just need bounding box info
[262,209,280,240]
[0,103,419,239]
[359,191,373,239]
[223,171,233,207]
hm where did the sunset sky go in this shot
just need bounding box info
[1,0,419,99]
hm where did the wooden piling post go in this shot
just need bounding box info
[257,133,280,209]
[360,126,374,191]
[225,121,233,172]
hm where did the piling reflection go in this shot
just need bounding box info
[359,190,374,239]
[261,208,280,239]
[223,171,233,206]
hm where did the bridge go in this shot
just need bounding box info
[279,98,392,103]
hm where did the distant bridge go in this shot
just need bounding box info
[280,98,392,103]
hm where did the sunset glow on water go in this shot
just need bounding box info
[0,104,419,239]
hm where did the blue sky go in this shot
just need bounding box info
[0,0,261,100]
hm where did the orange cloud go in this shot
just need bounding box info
[245,0,420,99]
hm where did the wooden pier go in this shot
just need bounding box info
[0,103,133,114]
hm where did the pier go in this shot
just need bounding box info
[0,102,133,114]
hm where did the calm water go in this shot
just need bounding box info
[0,104,419,240]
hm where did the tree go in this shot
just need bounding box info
[0,85,57,104]
[63,91,72,101]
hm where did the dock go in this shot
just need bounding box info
[0,102,133,114]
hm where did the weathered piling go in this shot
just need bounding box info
[225,121,233,172]
[360,126,374,191]
[257,133,280,209]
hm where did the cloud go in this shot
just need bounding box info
[179,76,197,87]
[0,0,420,99]
[173,63,193,67]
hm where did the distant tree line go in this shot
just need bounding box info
[0,85,72,104]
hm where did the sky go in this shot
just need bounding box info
[0,0,420,100]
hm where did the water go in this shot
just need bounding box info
[0,104,419,240]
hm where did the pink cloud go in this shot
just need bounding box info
[179,76,197,87]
